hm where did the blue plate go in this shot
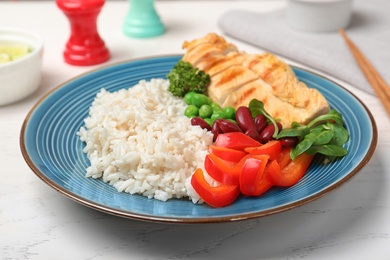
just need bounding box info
[20,55,377,223]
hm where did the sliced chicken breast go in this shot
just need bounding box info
[181,33,330,127]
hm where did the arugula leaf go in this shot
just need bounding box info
[328,123,349,146]
[291,138,315,160]
[306,144,348,157]
[277,122,310,140]
[308,109,343,128]
[311,130,334,146]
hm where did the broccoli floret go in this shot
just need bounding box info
[167,60,210,97]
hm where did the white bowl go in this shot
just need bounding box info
[286,0,353,32]
[0,26,43,106]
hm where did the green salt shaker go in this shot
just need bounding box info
[123,0,165,38]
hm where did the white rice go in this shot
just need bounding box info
[77,78,213,203]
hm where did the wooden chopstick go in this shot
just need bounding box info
[339,29,390,116]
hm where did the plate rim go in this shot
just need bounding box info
[19,54,378,223]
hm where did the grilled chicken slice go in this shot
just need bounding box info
[241,53,330,124]
[195,53,226,72]
[182,33,237,66]
[182,33,229,53]
[204,52,247,77]
[182,42,237,66]
[223,79,316,127]
[181,33,330,127]
[243,53,304,101]
[207,65,258,105]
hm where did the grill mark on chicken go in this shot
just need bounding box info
[183,42,236,66]
[228,85,257,107]
[215,66,250,87]
[222,79,272,109]
[196,53,226,72]
[245,54,290,86]
[207,65,258,104]
[205,52,246,77]
[261,63,282,82]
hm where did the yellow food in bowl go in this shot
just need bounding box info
[0,26,43,106]
[0,44,30,63]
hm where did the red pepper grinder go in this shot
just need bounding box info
[56,0,110,66]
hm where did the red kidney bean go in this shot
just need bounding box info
[245,129,262,143]
[276,122,283,131]
[235,106,256,132]
[280,137,299,147]
[259,124,276,143]
[217,119,243,133]
[211,120,223,141]
[191,117,212,131]
[260,123,283,143]
[254,114,267,134]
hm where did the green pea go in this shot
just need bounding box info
[211,110,226,120]
[222,106,236,120]
[184,105,199,118]
[198,104,213,118]
[211,102,222,112]
[184,92,196,105]
[192,93,212,108]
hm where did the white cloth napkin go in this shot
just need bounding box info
[218,0,390,95]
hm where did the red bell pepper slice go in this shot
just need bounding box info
[204,153,241,185]
[239,155,271,196]
[244,140,282,160]
[191,168,240,208]
[205,153,270,185]
[208,145,248,163]
[276,147,293,169]
[268,152,315,187]
[214,132,262,150]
